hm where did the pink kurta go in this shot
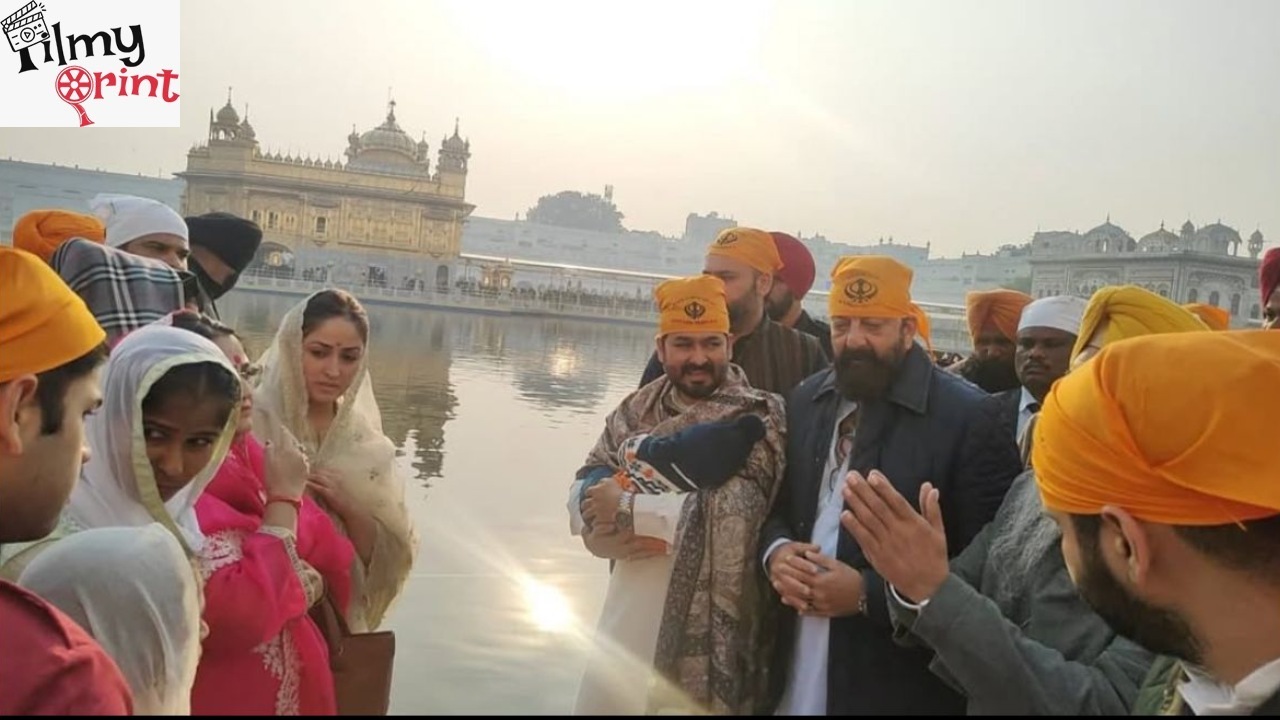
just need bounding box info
[191,435,354,716]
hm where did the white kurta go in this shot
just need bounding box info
[568,482,688,715]
[767,399,858,716]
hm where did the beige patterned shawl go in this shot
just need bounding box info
[582,365,786,715]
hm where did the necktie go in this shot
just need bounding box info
[828,410,858,498]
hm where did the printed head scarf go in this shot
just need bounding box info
[1034,331,1280,525]
[828,255,933,349]
[705,227,784,275]
[654,275,731,337]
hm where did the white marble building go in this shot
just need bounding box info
[1030,218,1267,326]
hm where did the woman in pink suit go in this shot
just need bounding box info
[168,312,356,716]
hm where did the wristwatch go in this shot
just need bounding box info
[615,491,635,531]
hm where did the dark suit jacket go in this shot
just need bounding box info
[995,387,1022,441]
[761,344,1022,715]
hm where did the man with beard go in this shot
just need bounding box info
[760,255,1020,715]
[1033,331,1280,715]
[1002,295,1088,442]
[949,289,1032,394]
[570,275,787,716]
[765,232,833,359]
[837,287,1203,714]
[638,227,827,395]
[185,212,263,318]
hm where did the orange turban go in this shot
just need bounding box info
[0,248,106,382]
[1034,331,1280,525]
[829,255,932,349]
[965,289,1033,344]
[654,275,730,337]
[1071,285,1208,361]
[12,210,106,264]
[1182,303,1231,331]
[705,227,784,275]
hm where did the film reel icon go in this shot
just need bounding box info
[55,65,94,127]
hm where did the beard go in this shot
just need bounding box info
[728,295,762,333]
[765,289,794,322]
[834,343,905,401]
[668,359,728,400]
[961,354,1021,394]
[1075,526,1204,664]
[988,477,1062,609]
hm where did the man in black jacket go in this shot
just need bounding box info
[761,255,1021,715]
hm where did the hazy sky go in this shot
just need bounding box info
[3,0,1278,257]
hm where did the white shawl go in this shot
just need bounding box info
[19,523,203,716]
[66,324,239,554]
[252,291,416,631]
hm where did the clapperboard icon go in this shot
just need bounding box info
[3,1,50,53]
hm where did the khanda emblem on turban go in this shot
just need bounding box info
[683,300,707,320]
[715,232,739,247]
[844,276,879,304]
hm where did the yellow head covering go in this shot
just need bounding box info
[829,255,932,351]
[1182,303,1231,331]
[0,247,106,382]
[1034,331,1280,525]
[965,289,1033,344]
[1071,285,1208,361]
[654,275,731,337]
[12,210,106,264]
[705,227,784,275]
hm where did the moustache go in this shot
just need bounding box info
[681,363,715,375]
[839,348,883,367]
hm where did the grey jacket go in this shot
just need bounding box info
[889,471,1155,715]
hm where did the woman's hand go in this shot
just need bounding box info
[263,431,309,501]
[308,469,377,565]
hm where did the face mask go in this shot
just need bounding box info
[190,260,240,301]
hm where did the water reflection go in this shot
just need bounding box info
[217,291,656,714]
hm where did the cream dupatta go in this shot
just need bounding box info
[251,292,416,632]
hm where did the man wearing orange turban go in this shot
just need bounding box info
[1262,247,1280,330]
[0,248,130,716]
[11,210,106,264]
[1033,331,1280,715]
[762,254,1021,715]
[570,273,787,714]
[638,227,827,395]
[953,290,1032,394]
[1181,302,1231,330]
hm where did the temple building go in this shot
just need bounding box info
[178,93,474,289]
[1029,218,1266,326]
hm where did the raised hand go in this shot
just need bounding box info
[841,470,949,605]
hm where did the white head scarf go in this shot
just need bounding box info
[253,291,415,631]
[19,523,202,716]
[1018,295,1088,335]
[89,194,189,249]
[67,324,239,554]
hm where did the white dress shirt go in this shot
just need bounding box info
[768,399,858,716]
[1015,387,1039,443]
[1180,657,1280,716]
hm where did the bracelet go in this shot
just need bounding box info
[266,495,302,512]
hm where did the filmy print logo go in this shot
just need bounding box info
[1,0,179,127]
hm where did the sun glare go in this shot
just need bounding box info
[447,0,773,98]
[520,577,575,634]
